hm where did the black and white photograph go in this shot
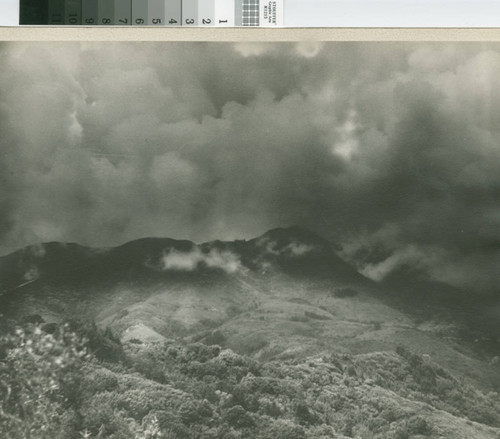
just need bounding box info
[0,41,500,439]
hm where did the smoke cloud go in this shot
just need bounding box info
[1,42,500,295]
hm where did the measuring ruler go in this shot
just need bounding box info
[20,0,284,26]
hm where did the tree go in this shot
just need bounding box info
[0,324,87,439]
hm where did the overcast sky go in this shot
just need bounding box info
[1,42,500,294]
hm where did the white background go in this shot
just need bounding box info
[0,0,18,25]
[285,0,500,27]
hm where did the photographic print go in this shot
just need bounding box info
[0,41,499,438]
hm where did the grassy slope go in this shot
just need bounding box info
[2,261,499,392]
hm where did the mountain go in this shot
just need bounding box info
[0,226,358,288]
[1,227,500,438]
[0,226,497,367]
[0,227,366,345]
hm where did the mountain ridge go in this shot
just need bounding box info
[0,226,358,292]
[0,226,498,390]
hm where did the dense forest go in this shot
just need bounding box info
[1,318,499,439]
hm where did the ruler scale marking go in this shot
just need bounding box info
[115,0,132,25]
[98,0,114,24]
[132,0,147,25]
[48,0,64,24]
[21,0,283,27]
[165,0,181,26]
[82,0,97,24]
[182,0,197,26]
[198,0,215,26]
[148,0,165,25]
[65,0,81,24]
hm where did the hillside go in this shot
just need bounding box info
[1,227,499,438]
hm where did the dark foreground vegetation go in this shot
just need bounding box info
[1,320,500,439]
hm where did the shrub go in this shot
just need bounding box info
[304,311,331,321]
[129,338,143,345]
[0,324,87,439]
[203,330,226,346]
[261,419,305,439]
[65,320,124,363]
[294,400,318,425]
[42,322,58,334]
[179,400,201,424]
[80,365,119,394]
[21,314,44,325]
[407,415,431,435]
[290,315,309,323]
[223,405,254,428]
[258,397,283,418]
[332,288,358,298]
[136,415,162,439]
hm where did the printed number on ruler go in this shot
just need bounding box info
[148,0,164,25]
[115,0,131,25]
[132,0,146,25]
[199,0,215,25]
[183,0,197,26]
[19,0,284,26]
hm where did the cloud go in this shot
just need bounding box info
[23,266,39,282]
[257,236,315,258]
[160,248,241,274]
[160,249,201,271]
[1,42,500,295]
[27,243,47,259]
[360,245,444,282]
[285,242,315,257]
